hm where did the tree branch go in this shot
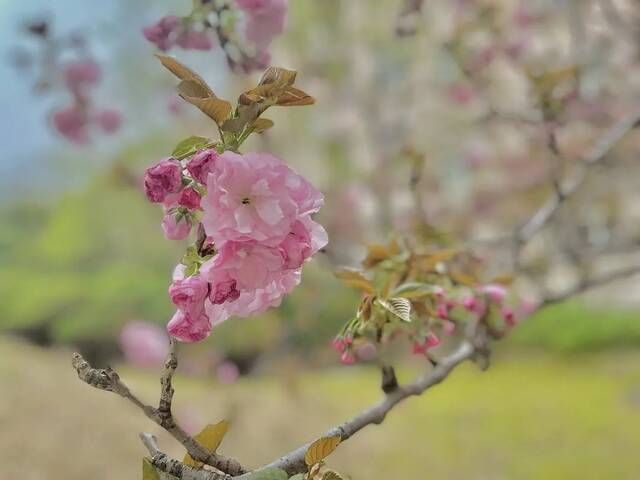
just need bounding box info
[140,433,232,480]
[516,108,640,245]
[243,341,476,477]
[71,339,247,476]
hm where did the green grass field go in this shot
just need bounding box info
[2,337,640,480]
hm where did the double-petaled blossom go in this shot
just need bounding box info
[144,150,326,341]
[144,158,183,203]
[201,151,324,247]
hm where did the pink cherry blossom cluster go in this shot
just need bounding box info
[144,149,327,342]
[332,282,537,365]
[11,19,121,144]
[52,59,122,144]
[143,0,287,73]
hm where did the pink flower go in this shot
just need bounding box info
[64,59,101,95]
[436,304,448,320]
[168,275,208,312]
[462,295,478,312]
[144,158,183,203]
[201,151,323,247]
[239,0,287,50]
[162,212,192,240]
[502,307,517,327]
[210,279,240,305]
[167,309,212,342]
[187,149,218,184]
[52,106,89,144]
[204,269,301,325]
[217,360,240,384]
[143,16,180,51]
[443,320,456,336]
[119,321,169,369]
[446,83,475,105]
[178,187,201,210]
[481,284,507,303]
[176,30,214,50]
[278,217,327,269]
[412,333,441,356]
[426,332,441,348]
[93,109,122,133]
[340,350,356,365]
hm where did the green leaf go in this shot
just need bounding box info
[143,458,160,480]
[183,420,230,467]
[305,435,341,467]
[392,282,440,299]
[243,467,289,480]
[322,471,345,480]
[172,136,211,158]
[376,297,412,322]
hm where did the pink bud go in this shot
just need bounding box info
[340,351,356,365]
[412,341,427,356]
[176,30,214,51]
[463,295,478,312]
[331,337,346,352]
[217,360,240,384]
[178,187,201,210]
[502,307,517,327]
[426,332,441,348]
[443,320,456,336]
[168,275,208,311]
[187,149,218,184]
[481,284,507,304]
[436,304,448,320]
[144,158,183,203]
[162,212,191,240]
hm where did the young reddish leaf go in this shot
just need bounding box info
[276,87,315,106]
[304,435,341,467]
[183,420,230,467]
[259,66,297,87]
[334,269,376,294]
[154,54,214,97]
[252,118,275,133]
[181,96,233,125]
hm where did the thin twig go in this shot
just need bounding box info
[542,265,640,305]
[71,341,247,476]
[243,341,476,477]
[140,433,232,480]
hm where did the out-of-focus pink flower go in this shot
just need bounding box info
[52,106,89,144]
[412,332,441,355]
[93,109,122,133]
[162,212,192,240]
[119,321,169,369]
[176,30,214,50]
[355,342,377,361]
[144,158,183,203]
[426,332,441,348]
[187,149,218,184]
[143,16,180,51]
[443,320,456,336]
[332,337,346,353]
[64,59,101,95]
[168,96,183,115]
[502,307,516,327]
[340,350,356,365]
[216,360,240,384]
[446,82,475,105]
[178,187,201,210]
[201,151,324,247]
[481,284,507,303]
[168,274,208,312]
[436,304,449,320]
[237,0,287,51]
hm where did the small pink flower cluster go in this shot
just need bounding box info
[143,16,213,52]
[143,1,287,73]
[144,150,327,342]
[52,59,122,144]
[119,321,169,369]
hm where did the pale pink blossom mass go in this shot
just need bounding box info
[119,321,169,369]
[147,150,326,342]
